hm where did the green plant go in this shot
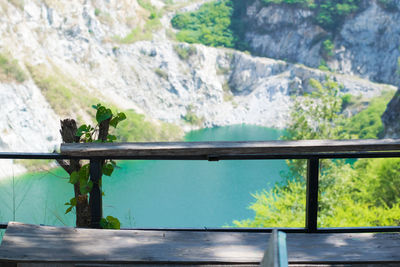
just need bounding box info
[115,109,182,142]
[318,59,330,71]
[182,105,204,126]
[171,0,236,48]
[260,0,362,31]
[233,81,400,228]
[0,53,27,83]
[154,68,168,80]
[339,90,395,139]
[100,215,121,229]
[94,8,101,16]
[63,104,126,229]
[397,56,400,76]
[222,82,233,101]
[322,39,334,58]
[173,44,197,60]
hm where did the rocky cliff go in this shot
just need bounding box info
[382,88,400,137]
[0,0,397,177]
[243,0,400,86]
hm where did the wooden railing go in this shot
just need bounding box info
[1,139,400,232]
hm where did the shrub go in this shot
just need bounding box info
[171,0,236,48]
[0,53,27,83]
[173,44,197,60]
[322,39,334,58]
[154,68,168,80]
[182,105,204,126]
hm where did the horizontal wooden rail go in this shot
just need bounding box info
[2,139,400,233]
[60,139,400,157]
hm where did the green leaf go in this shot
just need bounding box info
[109,112,127,128]
[92,103,101,110]
[96,106,112,124]
[106,216,121,229]
[79,164,90,183]
[107,134,117,143]
[80,180,93,195]
[69,171,79,184]
[65,206,73,214]
[99,218,107,228]
[76,124,89,137]
[102,163,114,176]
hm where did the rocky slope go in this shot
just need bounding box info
[0,0,397,177]
[243,0,400,86]
[382,89,400,138]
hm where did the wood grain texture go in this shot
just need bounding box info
[60,139,400,157]
[1,223,400,265]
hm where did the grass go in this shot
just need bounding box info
[154,68,169,80]
[114,17,161,43]
[182,105,204,126]
[0,53,27,83]
[173,44,197,60]
[340,90,396,139]
[26,63,99,119]
[115,109,183,142]
[114,0,162,44]
[222,82,233,102]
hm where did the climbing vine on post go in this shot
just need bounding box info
[58,104,126,229]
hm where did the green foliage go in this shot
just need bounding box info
[115,109,183,142]
[283,78,343,141]
[233,180,306,227]
[182,105,204,126]
[318,59,330,71]
[114,0,161,44]
[65,104,125,228]
[0,53,27,83]
[171,0,237,48]
[340,93,353,110]
[354,158,400,208]
[322,39,334,58]
[397,56,400,76]
[234,81,400,228]
[154,68,168,80]
[26,63,100,118]
[94,8,101,16]
[340,90,394,139]
[260,0,362,31]
[173,44,197,60]
[100,215,121,229]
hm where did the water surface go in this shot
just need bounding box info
[0,125,287,230]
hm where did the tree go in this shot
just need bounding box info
[57,104,125,228]
[233,79,400,228]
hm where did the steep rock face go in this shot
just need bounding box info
[0,81,60,177]
[244,0,400,86]
[382,88,400,138]
[244,1,323,68]
[0,0,397,179]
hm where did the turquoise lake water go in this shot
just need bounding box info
[0,125,287,230]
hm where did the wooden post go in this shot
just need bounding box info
[306,158,319,233]
[89,158,102,228]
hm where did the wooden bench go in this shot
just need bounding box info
[1,222,400,266]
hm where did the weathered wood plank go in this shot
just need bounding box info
[60,139,400,157]
[0,222,267,263]
[0,223,400,264]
